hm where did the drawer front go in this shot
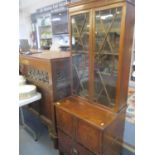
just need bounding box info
[77,144,94,155]
[77,120,101,154]
[58,130,94,155]
[56,108,74,136]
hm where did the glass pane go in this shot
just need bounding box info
[51,11,68,35]
[94,7,122,108]
[71,13,90,97]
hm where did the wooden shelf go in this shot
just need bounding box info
[95,52,118,56]
[40,38,52,40]
[39,25,51,28]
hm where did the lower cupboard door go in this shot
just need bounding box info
[77,120,101,154]
[58,130,73,155]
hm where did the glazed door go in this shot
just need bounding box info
[93,6,123,109]
[70,11,91,98]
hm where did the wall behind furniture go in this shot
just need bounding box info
[19,10,32,44]
[19,0,60,45]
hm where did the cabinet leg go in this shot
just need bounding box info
[47,126,58,149]
[53,138,58,149]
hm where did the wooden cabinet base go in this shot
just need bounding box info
[55,96,126,155]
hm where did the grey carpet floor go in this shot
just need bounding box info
[19,108,59,155]
[19,125,59,155]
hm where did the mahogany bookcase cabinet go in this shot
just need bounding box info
[19,51,71,147]
[55,0,135,155]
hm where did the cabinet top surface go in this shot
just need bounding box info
[20,51,71,60]
[67,0,135,8]
[56,96,116,129]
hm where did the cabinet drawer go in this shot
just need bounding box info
[58,130,94,155]
[56,108,74,136]
[77,144,94,155]
[77,120,101,154]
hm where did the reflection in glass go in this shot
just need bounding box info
[94,7,122,108]
[71,13,90,97]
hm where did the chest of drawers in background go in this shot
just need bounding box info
[19,51,71,147]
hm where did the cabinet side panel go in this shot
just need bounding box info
[52,58,71,101]
[119,3,135,110]
[39,88,53,120]
[103,108,126,154]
